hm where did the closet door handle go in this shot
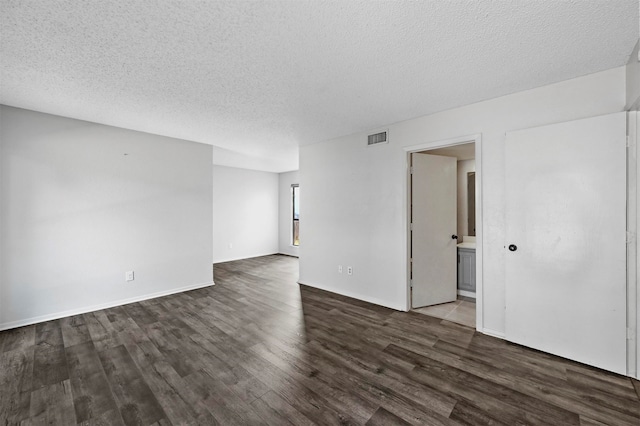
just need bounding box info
[452,235,458,240]
[508,244,517,252]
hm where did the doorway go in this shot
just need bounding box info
[405,135,483,330]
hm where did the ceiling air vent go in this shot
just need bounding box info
[367,130,388,146]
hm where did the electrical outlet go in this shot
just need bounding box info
[338,265,343,273]
[125,271,134,282]
[347,266,353,275]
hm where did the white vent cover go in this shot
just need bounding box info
[367,130,388,146]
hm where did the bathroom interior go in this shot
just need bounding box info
[413,142,476,328]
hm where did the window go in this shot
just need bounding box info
[292,184,299,246]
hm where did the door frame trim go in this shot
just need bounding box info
[404,133,484,332]
[627,111,638,379]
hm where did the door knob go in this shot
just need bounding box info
[452,235,458,240]
[508,244,517,252]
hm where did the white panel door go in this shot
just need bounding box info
[505,112,627,374]
[412,153,458,308]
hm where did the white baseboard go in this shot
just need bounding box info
[298,281,406,312]
[457,289,476,299]
[277,252,299,258]
[481,327,506,339]
[213,251,279,264]
[0,281,215,331]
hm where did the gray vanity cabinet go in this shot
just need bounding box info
[457,248,476,292]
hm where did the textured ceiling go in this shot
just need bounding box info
[1,1,638,172]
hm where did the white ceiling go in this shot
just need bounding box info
[427,143,476,161]
[1,1,638,172]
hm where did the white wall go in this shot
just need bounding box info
[212,165,279,263]
[299,66,626,330]
[0,106,213,329]
[278,170,300,257]
[457,159,475,238]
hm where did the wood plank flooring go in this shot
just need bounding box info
[1,254,639,425]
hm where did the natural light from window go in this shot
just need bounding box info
[292,184,299,246]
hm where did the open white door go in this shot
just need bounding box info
[505,112,627,375]
[411,153,457,308]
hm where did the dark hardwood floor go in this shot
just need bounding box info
[1,254,639,425]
